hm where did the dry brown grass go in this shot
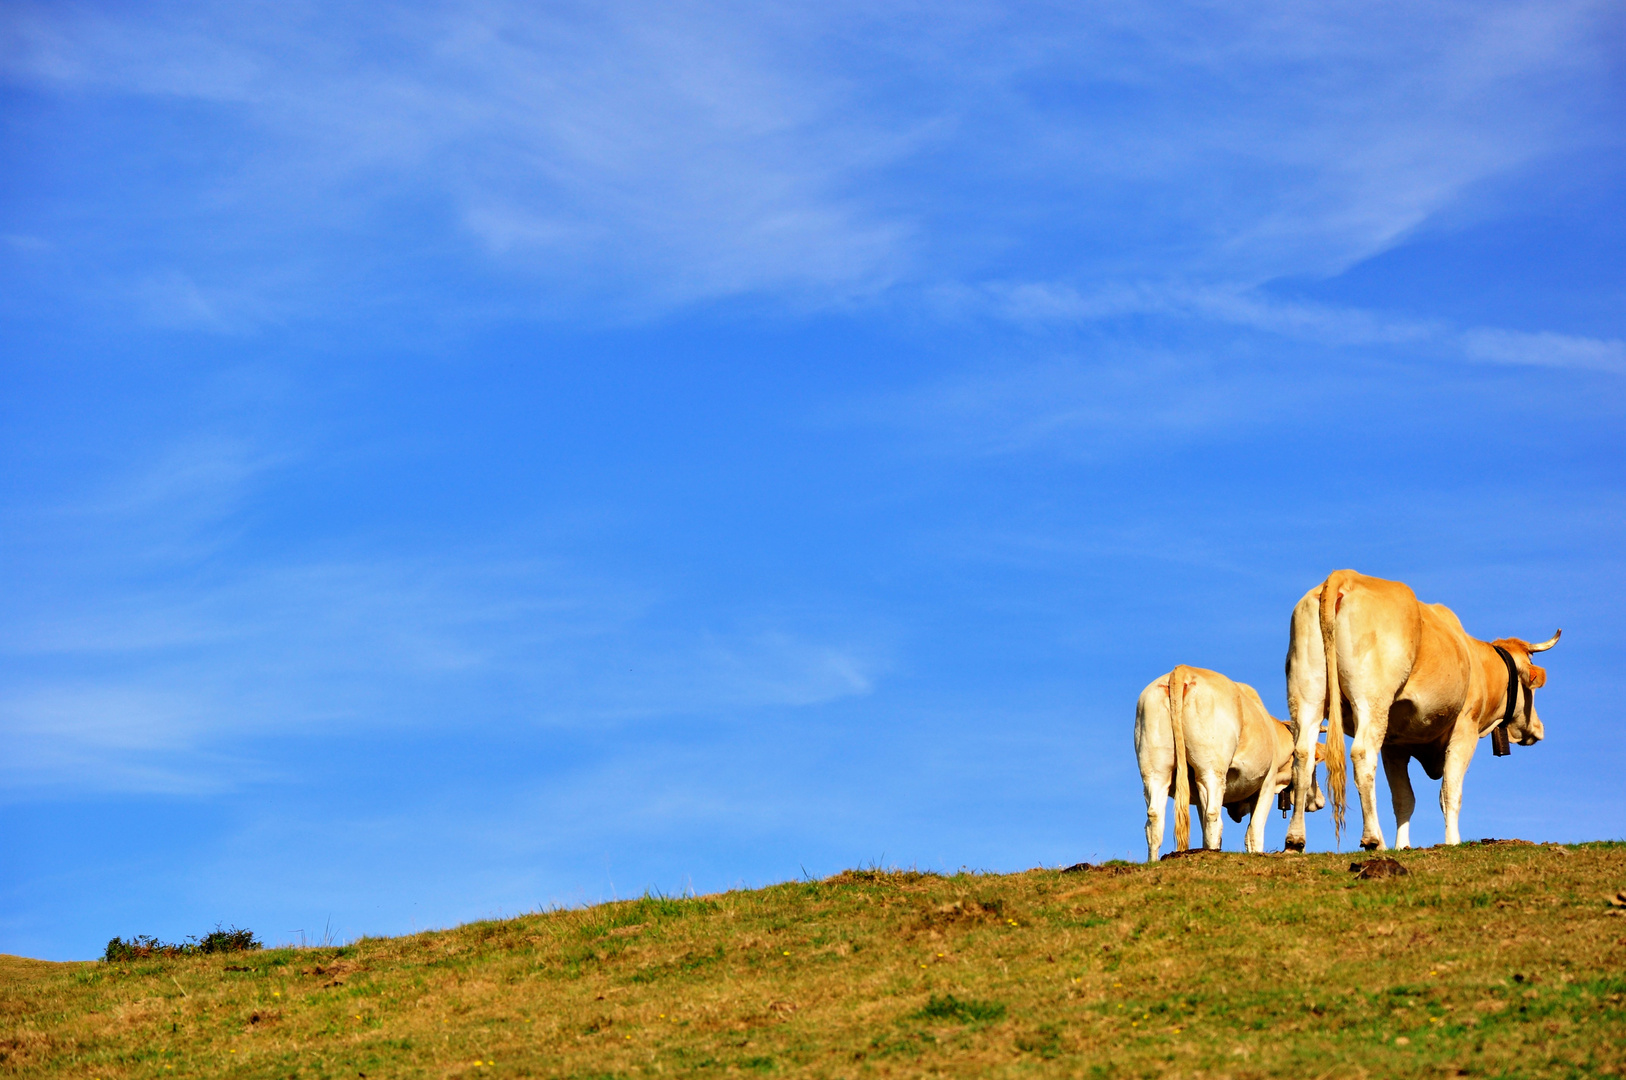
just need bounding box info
[3,842,1624,1078]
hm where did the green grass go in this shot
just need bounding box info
[916,994,1007,1024]
[3,842,1624,1078]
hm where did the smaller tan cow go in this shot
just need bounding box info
[1136,665,1324,862]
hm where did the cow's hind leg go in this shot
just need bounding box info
[1195,769,1226,850]
[1142,775,1168,863]
[1349,696,1393,851]
[1283,589,1327,853]
[1283,694,1319,852]
[1382,746,1416,850]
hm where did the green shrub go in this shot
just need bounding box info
[195,925,261,953]
[103,935,184,962]
[103,924,261,962]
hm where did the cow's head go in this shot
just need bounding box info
[1491,630,1561,746]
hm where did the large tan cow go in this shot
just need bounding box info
[1136,665,1324,862]
[1283,570,1559,851]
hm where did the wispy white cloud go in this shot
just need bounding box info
[3,1,920,311]
[2,1,1614,316]
[0,430,884,796]
[3,233,53,252]
[975,278,1437,345]
[848,277,1624,462]
[15,435,288,566]
[131,270,280,333]
[0,688,255,795]
[0,554,885,795]
[975,279,1626,374]
[0,2,263,99]
[620,630,878,713]
[1460,328,1626,373]
[842,347,1255,458]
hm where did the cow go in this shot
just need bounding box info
[1136,665,1325,862]
[1282,570,1559,852]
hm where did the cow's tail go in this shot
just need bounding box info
[1168,665,1192,852]
[1319,576,1348,841]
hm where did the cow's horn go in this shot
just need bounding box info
[1528,630,1561,653]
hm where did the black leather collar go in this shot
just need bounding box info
[1491,645,1520,756]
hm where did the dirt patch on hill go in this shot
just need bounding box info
[918,898,1005,929]
[300,960,358,987]
[1350,857,1410,880]
[1160,848,1242,862]
[1060,862,1143,876]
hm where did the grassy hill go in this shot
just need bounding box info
[5,842,1624,1078]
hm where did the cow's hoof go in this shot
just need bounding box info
[1360,839,1382,851]
[1283,837,1305,853]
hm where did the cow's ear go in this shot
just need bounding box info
[1529,664,1547,689]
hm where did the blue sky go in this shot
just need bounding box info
[2,2,1623,960]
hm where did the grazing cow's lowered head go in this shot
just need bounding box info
[1491,631,1560,746]
[1231,740,1326,822]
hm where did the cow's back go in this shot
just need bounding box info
[1286,573,1417,721]
[1170,667,1243,778]
[1145,667,1278,804]
[1329,573,1423,678]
